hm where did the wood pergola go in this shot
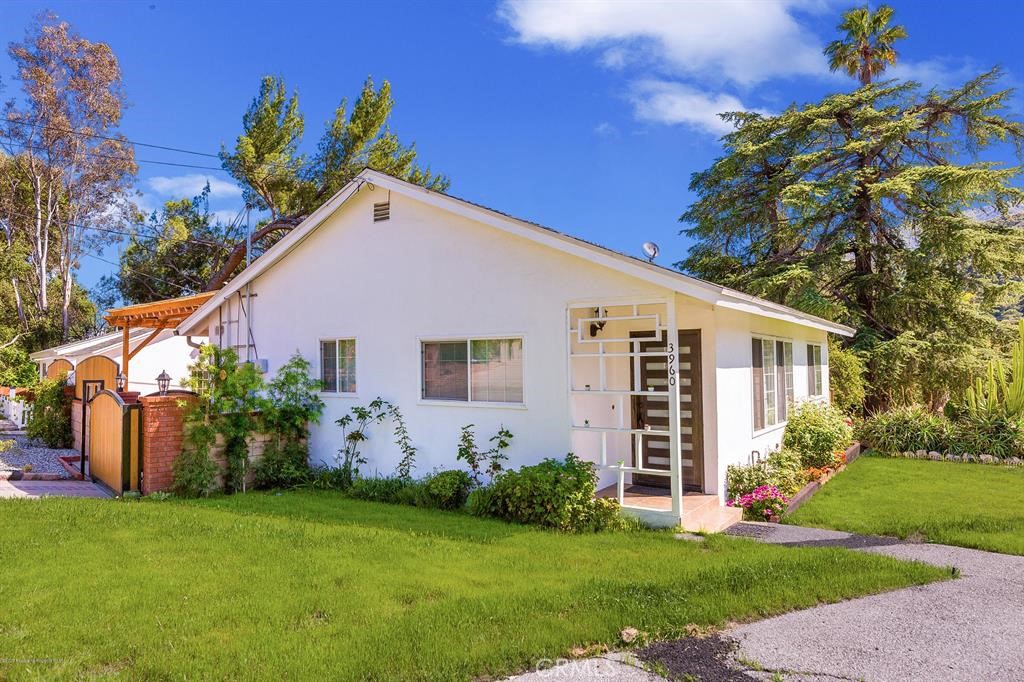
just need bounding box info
[104,292,215,386]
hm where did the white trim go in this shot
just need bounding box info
[176,169,856,338]
[806,342,825,398]
[417,334,527,407]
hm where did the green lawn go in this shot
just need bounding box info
[787,455,1024,555]
[0,491,946,680]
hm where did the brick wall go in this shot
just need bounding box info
[139,394,273,494]
[139,394,196,494]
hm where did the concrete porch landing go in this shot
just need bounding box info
[598,484,741,532]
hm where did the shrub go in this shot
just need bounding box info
[308,465,355,491]
[782,402,853,468]
[764,449,808,497]
[253,440,310,489]
[25,377,72,448]
[456,424,513,484]
[828,338,867,417]
[171,445,218,497]
[485,455,624,532]
[726,449,807,500]
[728,485,788,521]
[348,476,416,504]
[857,405,952,454]
[466,485,496,517]
[954,413,1024,459]
[415,469,473,510]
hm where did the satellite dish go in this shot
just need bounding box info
[642,241,660,263]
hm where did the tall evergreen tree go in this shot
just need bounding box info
[681,10,1024,410]
[211,76,446,290]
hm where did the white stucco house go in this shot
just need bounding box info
[29,328,200,394]
[176,169,853,529]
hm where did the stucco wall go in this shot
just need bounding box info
[196,185,833,499]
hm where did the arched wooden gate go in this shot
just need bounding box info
[75,355,120,465]
[46,358,73,380]
[87,390,141,495]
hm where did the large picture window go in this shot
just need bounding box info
[752,336,794,430]
[321,339,356,394]
[422,338,523,403]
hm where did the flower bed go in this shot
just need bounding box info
[785,442,862,514]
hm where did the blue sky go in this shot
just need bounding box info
[3,0,1022,292]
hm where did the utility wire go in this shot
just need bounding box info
[4,117,220,158]
[8,141,226,172]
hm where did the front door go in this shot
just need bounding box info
[630,330,704,491]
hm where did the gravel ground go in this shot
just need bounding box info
[0,432,76,478]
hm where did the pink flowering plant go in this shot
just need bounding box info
[728,484,789,521]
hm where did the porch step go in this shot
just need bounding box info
[680,495,742,533]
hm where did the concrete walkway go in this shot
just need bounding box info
[724,522,1024,681]
[0,479,109,498]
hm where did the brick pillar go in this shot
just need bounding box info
[139,394,197,494]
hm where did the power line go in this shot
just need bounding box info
[4,117,220,158]
[8,141,226,172]
[83,252,191,292]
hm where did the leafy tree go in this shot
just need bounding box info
[0,15,136,339]
[824,5,907,86]
[97,185,243,305]
[210,76,447,290]
[681,7,1024,411]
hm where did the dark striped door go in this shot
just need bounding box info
[630,330,704,491]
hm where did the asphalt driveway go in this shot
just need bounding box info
[724,523,1024,681]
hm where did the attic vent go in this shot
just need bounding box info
[373,201,390,222]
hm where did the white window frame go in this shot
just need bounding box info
[752,334,795,435]
[807,343,825,398]
[318,337,358,397]
[418,334,527,409]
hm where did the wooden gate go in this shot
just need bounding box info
[75,355,118,400]
[87,390,141,495]
[46,358,73,380]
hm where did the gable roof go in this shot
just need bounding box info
[176,169,855,337]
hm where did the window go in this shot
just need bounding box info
[321,339,356,393]
[752,336,794,430]
[807,343,824,396]
[422,338,523,403]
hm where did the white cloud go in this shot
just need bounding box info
[499,0,829,86]
[630,81,770,135]
[593,121,619,137]
[888,57,983,90]
[147,174,242,200]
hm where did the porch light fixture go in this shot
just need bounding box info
[156,370,171,395]
[115,372,126,392]
[589,307,607,337]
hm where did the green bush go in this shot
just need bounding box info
[348,476,417,504]
[171,445,218,497]
[308,465,355,491]
[954,413,1024,459]
[414,469,473,510]
[782,402,853,468]
[726,448,808,500]
[253,440,310,489]
[828,338,867,417]
[857,405,952,454]
[482,455,625,532]
[466,485,496,517]
[25,378,72,448]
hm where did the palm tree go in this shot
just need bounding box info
[824,5,907,86]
